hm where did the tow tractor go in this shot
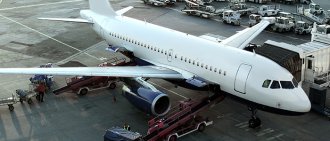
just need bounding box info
[257,5,281,17]
[248,14,261,27]
[222,10,241,26]
[142,0,176,6]
[104,89,225,141]
[228,1,257,16]
[53,58,130,95]
[278,11,295,22]
[294,21,312,35]
[270,17,295,32]
[181,0,220,18]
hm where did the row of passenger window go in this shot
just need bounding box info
[109,32,226,76]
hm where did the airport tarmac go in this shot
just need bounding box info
[0,0,329,140]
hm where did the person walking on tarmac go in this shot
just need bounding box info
[35,81,46,102]
[123,123,131,131]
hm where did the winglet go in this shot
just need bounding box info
[116,6,134,15]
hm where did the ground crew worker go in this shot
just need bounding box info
[123,123,131,131]
[35,82,46,102]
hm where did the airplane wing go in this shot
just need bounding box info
[38,18,93,23]
[220,20,270,49]
[0,66,184,79]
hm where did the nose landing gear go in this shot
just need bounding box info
[248,107,261,128]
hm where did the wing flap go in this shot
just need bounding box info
[220,20,270,49]
[0,66,183,79]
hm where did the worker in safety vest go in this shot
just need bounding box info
[123,123,131,131]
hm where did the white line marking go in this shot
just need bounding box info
[0,0,83,11]
[149,81,188,99]
[0,14,100,61]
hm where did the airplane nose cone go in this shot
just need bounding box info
[295,88,311,112]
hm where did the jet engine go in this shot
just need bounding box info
[121,78,170,116]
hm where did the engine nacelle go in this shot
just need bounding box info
[121,78,170,116]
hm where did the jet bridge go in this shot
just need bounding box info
[256,23,330,88]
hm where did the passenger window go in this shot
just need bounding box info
[219,69,221,74]
[175,55,177,58]
[214,68,217,72]
[184,58,187,62]
[262,80,271,88]
[192,60,195,65]
[205,65,208,69]
[270,80,280,89]
[201,63,204,68]
[280,81,294,89]
[197,62,199,66]
[188,59,191,63]
[210,66,212,71]
[180,56,183,61]
[165,51,167,55]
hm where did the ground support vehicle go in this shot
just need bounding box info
[0,94,18,111]
[273,0,294,5]
[222,10,241,25]
[181,0,220,18]
[142,0,176,6]
[309,3,324,15]
[16,84,38,104]
[300,0,311,4]
[53,58,128,95]
[294,21,312,34]
[228,1,257,15]
[30,63,54,89]
[297,5,329,24]
[270,17,295,32]
[104,91,225,141]
[247,0,268,4]
[257,5,281,17]
[248,14,261,27]
[278,11,295,22]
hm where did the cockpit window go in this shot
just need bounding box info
[262,80,271,88]
[280,81,294,89]
[270,80,280,89]
[292,78,298,88]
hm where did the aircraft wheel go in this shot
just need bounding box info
[168,135,177,141]
[8,105,14,111]
[79,88,88,95]
[198,123,206,132]
[27,98,33,104]
[19,98,23,103]
[109,82,116,89]
[249,117,261,128]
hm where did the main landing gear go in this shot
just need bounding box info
[248,107,261,128]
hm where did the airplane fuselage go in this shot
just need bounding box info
[80,9,311,114]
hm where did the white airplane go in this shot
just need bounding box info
[0,0,310,128]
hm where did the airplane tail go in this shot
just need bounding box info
[89,0,117,16]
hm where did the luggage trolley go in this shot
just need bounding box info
[0,94,18,111]
[16,83,38,104]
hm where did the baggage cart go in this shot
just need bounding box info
[0,94,18,111]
